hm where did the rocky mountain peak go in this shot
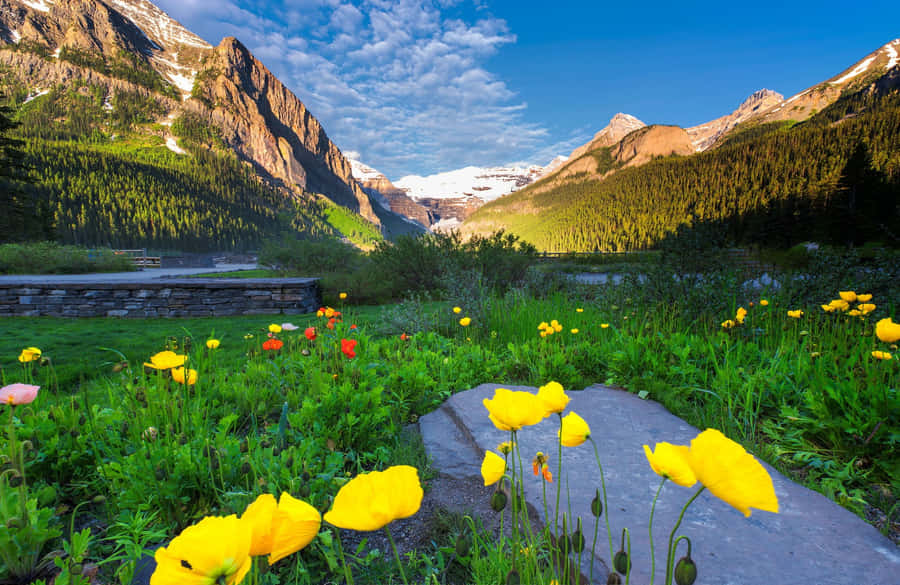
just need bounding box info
[686,88,785,151]
[569,112,646,160]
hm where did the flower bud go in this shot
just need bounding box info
[154,466,166,480]
[240,462,251,475]
[301,349,311,356]
[613,550,630,574]
[606,573,622,585]
[591,488,603,517]
[239,440,248,453]
[71,564,83,575]
[490,490,508,512]
[455,534,471,557]
[505,568,520,585]
[6,517,21,529]
[570,518,585,553]
[675,555,698,585]
[298,484,311,498]
[8,472,23,487]
[92,495,106,504]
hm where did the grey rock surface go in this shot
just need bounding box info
[419,383,900,585]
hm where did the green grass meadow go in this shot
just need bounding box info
[0,239,898,584]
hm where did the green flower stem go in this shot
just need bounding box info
[510,430,519,570]
[624,527,632,585]
[648,477,667,585]
[385,524,409,585]
[589,437,615,562]
[553,411,563,578]
[8,405,28,524]
[334,528,354,585]
[589,495,600,584]
[665,486,704,585]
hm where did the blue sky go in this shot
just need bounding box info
[153,0,900,179]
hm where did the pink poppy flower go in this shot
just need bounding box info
[1,383,40,405]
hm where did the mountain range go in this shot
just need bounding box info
[0,0,897,252]
[0,0,421,248]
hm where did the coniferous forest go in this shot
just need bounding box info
[467,88,900,252]
[0,83,381,251]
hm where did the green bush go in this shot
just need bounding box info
[0,242,135,274]
[258,238,364,276]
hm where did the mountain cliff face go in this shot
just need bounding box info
[350,159,432,228]
[0,0,385,230]
[569,112,646,160]
[194,37,377,222]
[686,89,784,151]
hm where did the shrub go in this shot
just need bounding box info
[0,242,134,274]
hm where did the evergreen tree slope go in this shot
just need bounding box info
[463,89,900,252]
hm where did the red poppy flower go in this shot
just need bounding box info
[350,324,358,330]
[341,338,357,359]
[400,333,409,341]
[304,327,316,341]
[326,318,336,330]
[262,338,284,351]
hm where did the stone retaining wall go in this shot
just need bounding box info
[0,278,320,318]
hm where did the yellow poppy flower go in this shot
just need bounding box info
[268,493,322,564]
[688,429,779,517]
[339,292,348,300]
[483,388,547,431]
[453,306,462,314]
[538,321,549,330]
[601,323,610,329]
[576,308,584,313]
[721,320,735,329]
[839,291,857,302]
[821,304,835,313]
[871,350,892,360]
[324,465,423,531]
[241,493,277,556]
[857,303,876,314]
[876,318,900,343]
[643,442,697,487]
[787,310,803,319]
[856,293,872,302]
[481,451,506,486]
[459,317,471,327]
[150,515,251,585]
[570,328,579,334]
[172,367,198,385]
[735,307,747,324]
[17,347,42,363]
[206,339,220,349]
[759,299,769,306]
[536,381,569,415]
[324,308,335,318]
[539,330,548,338]
[268,324,283,334]
[829,299,850,312]
[558,412,591,447]
[497,441,515,455]
[144,351,187,370]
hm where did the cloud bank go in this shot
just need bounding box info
[153,0,582,177]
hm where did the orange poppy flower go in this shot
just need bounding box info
[341,338,357,359]
[262,339,284,351]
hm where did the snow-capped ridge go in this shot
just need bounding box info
[106,0,210,50]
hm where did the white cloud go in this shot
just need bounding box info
[152,0,560,178]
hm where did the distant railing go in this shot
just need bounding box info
[113,249,161,268]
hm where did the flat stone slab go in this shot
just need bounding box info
[420,383,900,584]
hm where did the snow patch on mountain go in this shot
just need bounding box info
[21,0,53,13]
[832,56,876,84]
[885,40,899,70]
[10,29,21,43]
[165,136,186,155]
[106,0,210,50]
[395,165,546,202]
[23,89,49,104]
[349,158,384,182]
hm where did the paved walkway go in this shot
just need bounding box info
[420,383,899,585]
[0,264,258,284]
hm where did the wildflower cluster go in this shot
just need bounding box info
[820,290,875,316]
[144,350,197,386]
[538,320,564,338]
[480,381,779,585]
